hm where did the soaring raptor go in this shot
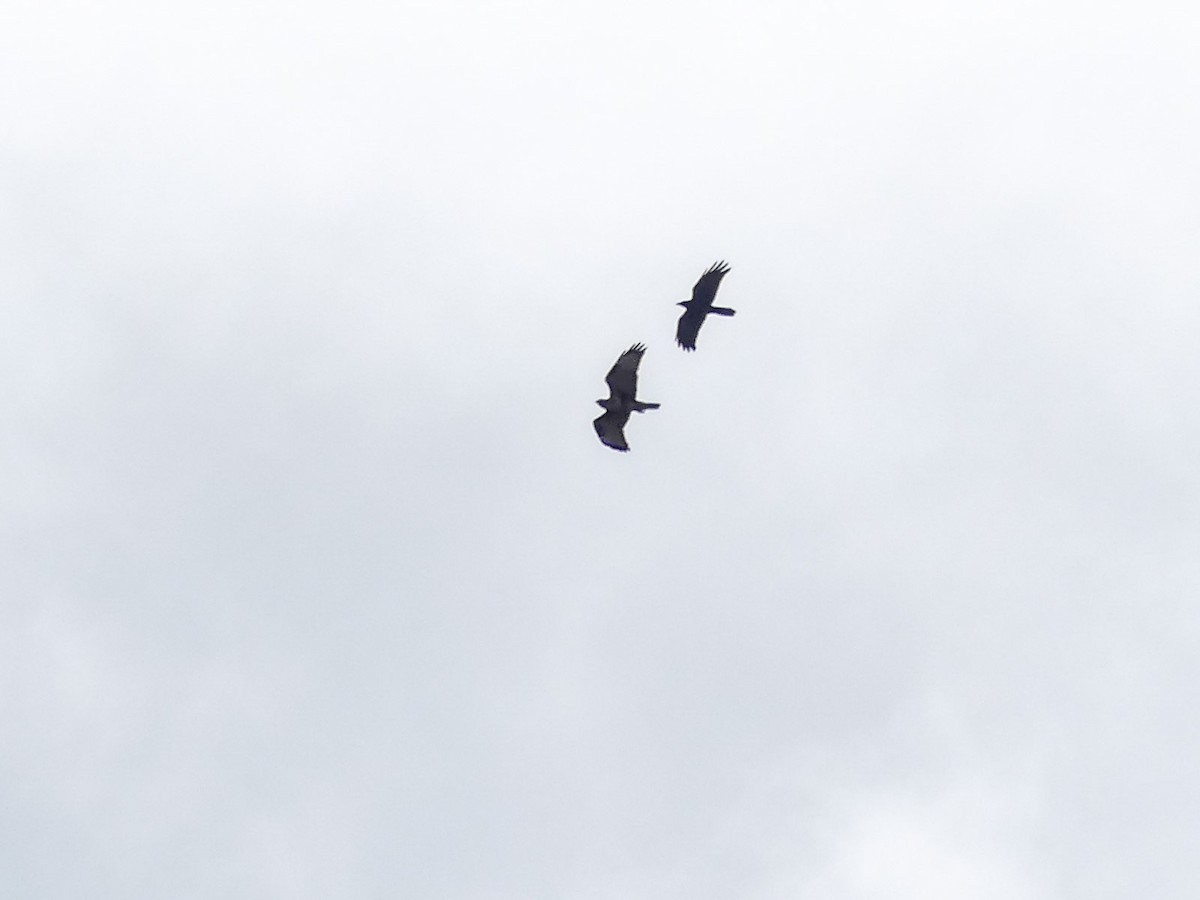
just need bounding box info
[676,261,735,351]
[593,343,659,452]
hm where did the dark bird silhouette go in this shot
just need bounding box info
[593,343,659,452]
[676,261,735,351]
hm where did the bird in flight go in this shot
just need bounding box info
[593,343,660,452]
[676,261,735,351]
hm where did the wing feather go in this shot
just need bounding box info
[675,309,704,351]
[604,343,646,400]
[593,409,631,451]
[690,261,731,306]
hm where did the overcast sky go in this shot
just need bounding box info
[4,1,1200,897]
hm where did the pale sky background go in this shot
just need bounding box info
[4,1,1200,897]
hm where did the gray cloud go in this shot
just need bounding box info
[4,1,1200,897]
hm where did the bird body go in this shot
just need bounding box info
[676,261,735,351]
[593,343,659,452]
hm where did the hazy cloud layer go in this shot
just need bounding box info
[4,1,1200,897]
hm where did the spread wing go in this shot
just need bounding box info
[690,261,731,307]
[676,308,705,351]
[593,409,631,451]
[604,343,646,401]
